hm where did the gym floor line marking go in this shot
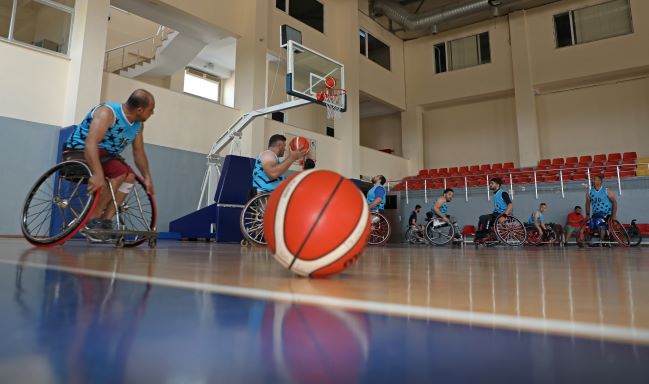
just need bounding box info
[3,258,648,344]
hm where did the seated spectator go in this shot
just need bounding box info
[564,206,585,245]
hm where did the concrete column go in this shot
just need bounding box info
[168,69,185,92]
[329,0,361,179]
[234,0,268,158]
[63,0,110,125]
[509,10,541,167]
[401,105,424,174]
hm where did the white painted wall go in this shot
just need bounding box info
[360,146,410,182]
[0,42,69,126]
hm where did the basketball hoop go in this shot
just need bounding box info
[316,76,346,120]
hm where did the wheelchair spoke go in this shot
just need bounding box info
[33,210,52,236]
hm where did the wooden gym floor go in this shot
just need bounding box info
[0,238,648,382]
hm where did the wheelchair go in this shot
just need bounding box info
[239,192,270,246]
[577,215,630,247]
[424,216,461,246]
[21,158,158,248]
[525,225,558,246]
[368,211,391,245]
[474,213,527,247]
[405,225,425,244]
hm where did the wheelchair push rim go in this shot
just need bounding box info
[21,161,98,247]
[240,193,269,246]
[112,175,157,247]
[494,214,527,246]
[425,219,455,246]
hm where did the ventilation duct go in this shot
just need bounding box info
[371,0,511,31]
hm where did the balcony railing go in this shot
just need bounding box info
[104,25,173,74]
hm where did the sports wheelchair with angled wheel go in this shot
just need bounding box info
[577,215,630,247]
[525,225,558,246]
[424,217,461,246]
[474,213,527,247]
[368,211,391,245]
[21,156,158,248]
[239,192,270,246]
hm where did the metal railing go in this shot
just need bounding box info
[104,25,174,74]
[386,162,649,205]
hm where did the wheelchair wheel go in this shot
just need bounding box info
[21,161,98,246]
[425,219,455,246]
[494,214,526,246]
[240,193,269,246]
[368,212,390,245]
[545,228,558,244]
[113,175,157,247]
[608,218,630,247]
[525,226,542,246]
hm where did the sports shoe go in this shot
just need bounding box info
[101,219,115,230]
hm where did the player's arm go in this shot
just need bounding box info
[132,126,153,194]
[261,148,308,179]
[433,198,449,223]
[502,192,513,216]
[84,106,114,194]
[410,214,416,226]
[608,190,617,220]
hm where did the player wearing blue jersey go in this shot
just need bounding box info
[527,203,548,241]
[476,178,512,239]
[585,175,618,242]
[64,89,155,231]
[367,175,387,213]
[252,134,308,194]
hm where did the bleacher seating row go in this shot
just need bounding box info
[392,152,647,191]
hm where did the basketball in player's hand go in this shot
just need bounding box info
[288,136,311,152]
[264,170,370,277]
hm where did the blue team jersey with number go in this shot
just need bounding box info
[65,102,142,154]
[252,151,285,192]
[367,185,386,212]
[589,186,612,215]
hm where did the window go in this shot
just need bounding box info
[433,32,490,73]
[326,126,335,137]
[277,0,323,33]
[360,29,391,71]
[553,0,632,48]
[1,0,74,54]
[271,112,285,123]
[184,68,221,103]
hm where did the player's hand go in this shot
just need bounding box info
[289,147,309,160]
[444,217,451,224]
[87,174,106,195]
[144,176,154,195]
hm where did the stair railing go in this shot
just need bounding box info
[104,25,173,73]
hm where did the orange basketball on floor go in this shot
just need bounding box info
[264,170,370,277]
[288,136,310,152]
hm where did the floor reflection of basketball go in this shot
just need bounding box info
[264,170,370,277]
[262,303,370,384]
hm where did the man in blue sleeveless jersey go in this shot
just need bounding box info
[585,175,618,242]
[252,134,308,194]
[527,203,548,240]
[476,178,512,239]
[432,188,461,238]
[64,89,155,231]
[367,175,387,213]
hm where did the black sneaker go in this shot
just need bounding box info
[83,219,107,242]
[101,219,115,230]
[84,219,103,231]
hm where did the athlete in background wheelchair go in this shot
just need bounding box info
[474,178,527,247]
[21,90,158,248]
[577,175,629,247]
[240,134,308,246]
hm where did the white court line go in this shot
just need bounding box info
[3,258,649,344]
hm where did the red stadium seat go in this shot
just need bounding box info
[623,152,637,163]
[469,165,480,174]
[479,164,491,173]
[551,158,565,166]
[607,153,621,162]
[418,169,429,176]
[503,162,515,170]
[428,169,438,176]
[565,157,578,165]
[491,163,503,170]
[462,225,476,237]
[448,167,459,176]
[579,155,592,164]
[620,170,636,178]
[438,168,449,176]
[458,166,469,175]
[538,159,551,166]
[594,154,606,162]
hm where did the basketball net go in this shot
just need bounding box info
[316,76,345,120]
